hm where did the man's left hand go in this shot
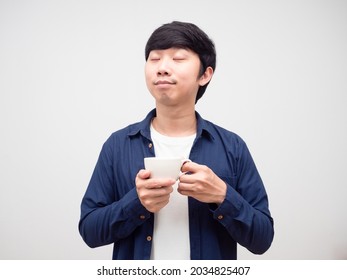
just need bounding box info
[178,161,227,204]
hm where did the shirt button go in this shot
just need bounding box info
[139,215,146,220]
[217,215,224,220]
[146,236,152,241]
[148,143,153,149]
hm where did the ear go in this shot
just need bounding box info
[198,66,214,86]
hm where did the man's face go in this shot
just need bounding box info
[145,48,206,107]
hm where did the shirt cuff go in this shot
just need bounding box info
[121,187,151,222]
[210,183,243,225]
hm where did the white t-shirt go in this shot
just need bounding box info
[150,124,196,260]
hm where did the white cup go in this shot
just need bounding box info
[144,157,189,180]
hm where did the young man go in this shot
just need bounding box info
[79,21,274,260]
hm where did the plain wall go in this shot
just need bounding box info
[1,0,346,259]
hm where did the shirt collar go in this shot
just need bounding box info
[127,109,215,141]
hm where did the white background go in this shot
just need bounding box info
[1,0,346,260]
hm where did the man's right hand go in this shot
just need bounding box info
[135,169,175,213]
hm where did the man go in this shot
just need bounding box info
[79,21,274,260]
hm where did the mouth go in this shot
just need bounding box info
[153,79,177,85]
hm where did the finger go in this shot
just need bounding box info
[177,182,195,197]
[177,186,193,197]
[180,161,201,173]
[179,172,196,184]
[137,170,176,189]
[146,178,176,189]
[137,169,151,179]
[178,180,192,189]
[148,185,174,197]
[180,159,191,172]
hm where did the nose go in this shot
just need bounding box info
[157,58,171,76]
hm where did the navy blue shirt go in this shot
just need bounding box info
[79,109,274,259]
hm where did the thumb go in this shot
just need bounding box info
[181,161,199,174]
[138,169,151,179]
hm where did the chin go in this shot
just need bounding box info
[153,91,175,101]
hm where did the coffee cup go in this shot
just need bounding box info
[144,157,190,180]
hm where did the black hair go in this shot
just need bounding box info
[145,21,216,103]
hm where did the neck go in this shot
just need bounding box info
[152,106,197,137]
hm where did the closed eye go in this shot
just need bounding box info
[173,57,186,61]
